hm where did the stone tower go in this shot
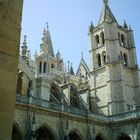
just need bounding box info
[35,24,64,100]
[0,0,23,139]
[88,0,140,115]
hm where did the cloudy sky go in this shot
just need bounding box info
[21,0,140,72]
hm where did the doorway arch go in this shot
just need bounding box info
[68,130,83,140]
[12,123,23,140]
[95,134,104,140]
[36,125,57,140]
[117,132,131,140]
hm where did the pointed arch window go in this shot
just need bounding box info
[120,51,123,60]
[39,62,42,73]
[100,32,105,45]
[43,62,46,73]
[95,34,100,46]
[97,53,101,67]
[102,51,106,64]
[118,32,121,44]
[51,64,55,69]
[121,34,125,46]
[123,53,128,66]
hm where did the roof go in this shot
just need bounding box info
[98,2,117,25]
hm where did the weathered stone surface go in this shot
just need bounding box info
[0,0,23,139]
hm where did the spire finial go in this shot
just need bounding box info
[81,51,84,59]
[46,22,49,30]
[123,20,128,29]
[103,0,108,4]
[43,27,46,36]
[23,35,27,46]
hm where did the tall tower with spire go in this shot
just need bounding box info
[88,0,140,115]
[35,24,64,100]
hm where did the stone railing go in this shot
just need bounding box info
[16,94,140,123]
[109,109,140,122]
[50,69,64,77]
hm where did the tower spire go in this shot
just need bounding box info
[98,0,117,25]
[40,23,55,57]
[21,35,28,57]
[103,0,108,5]
[46,22,49,30]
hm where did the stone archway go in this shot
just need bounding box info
[36,125,57,140]
[95,134,104,140]
[12,124,23,140]
[117,132,131,140]
[68,130,83,140]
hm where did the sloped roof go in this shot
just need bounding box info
[98,2,117,25]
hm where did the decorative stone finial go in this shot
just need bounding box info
[81,51,84,59]
[43,27,46,36]
[46,22,49,30]
[123,20,128,29]
[103,0,108,4]
[89,21,94,33]
[23,35,27,46]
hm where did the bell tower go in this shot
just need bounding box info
[88,0,140,115]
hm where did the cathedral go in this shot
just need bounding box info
[13,0,140,140]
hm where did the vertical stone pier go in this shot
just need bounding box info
[0,0,23,139]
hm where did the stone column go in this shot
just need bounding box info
[0,0,23,140]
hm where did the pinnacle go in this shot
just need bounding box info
[104,0,108,4]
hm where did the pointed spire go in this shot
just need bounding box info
[103,0,108,5]
[40,23,55,57]
[129,25,132,31]
[123,20,128,29]
[43,27,46,37]
[21,35,28,57]
[46,22,49,30]
[67,60,70,74]
[89,21,94,33]
[56,49,61,58]
[81,51,84,59]
[70,63,75,75]
[98,0,117,25]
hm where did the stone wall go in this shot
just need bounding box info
[0,0,23,139]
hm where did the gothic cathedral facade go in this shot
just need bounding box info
[13,1,140,140]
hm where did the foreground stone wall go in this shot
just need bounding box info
[0,0,23,139]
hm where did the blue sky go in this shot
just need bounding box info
[21,0,140,72]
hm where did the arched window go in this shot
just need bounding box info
[51,64,55,69]
[43,62,46,73]
[102,51,106,64]
[120,51,123,60]
[68,131,82,140]
[123,53,128,66]
[118,32,121,44]
[95,34,100,46]
[97,54,101,67]
[100,32,105,45]
[36,125,57,140]
[12,124,23,140]
[121,34,125,46]
[39,62,42,73]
